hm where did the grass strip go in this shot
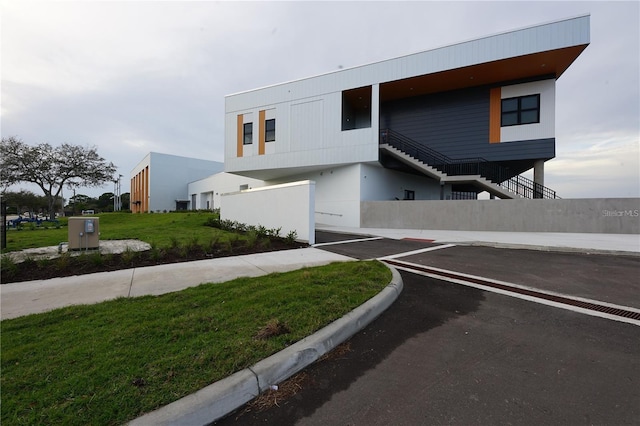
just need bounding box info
[1,260,391,425]
[2,212,235,252]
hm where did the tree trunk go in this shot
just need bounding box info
[47,194,60,220]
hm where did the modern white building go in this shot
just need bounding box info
[130,152,223,213]
[131,15,590,235]
[187,172,265,211]
[223,15,590,227]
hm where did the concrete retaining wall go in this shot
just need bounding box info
[361,198,640,234]
[221,180,316,244]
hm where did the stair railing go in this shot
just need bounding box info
[380,128,558,199]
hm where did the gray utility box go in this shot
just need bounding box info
[68,217,100,250]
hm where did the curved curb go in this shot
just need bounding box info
[128,264,403,426]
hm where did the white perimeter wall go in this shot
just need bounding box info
[271,163,452,228]
[188,172,266,210]
[276,164,362,227]
[221,181,316,244]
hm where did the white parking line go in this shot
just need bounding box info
[312,237,383,247]
[378,244,457,260]
[385,259,640,327]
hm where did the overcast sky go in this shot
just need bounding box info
[2,1,639,200]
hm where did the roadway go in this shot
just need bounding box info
[214,231,640,425]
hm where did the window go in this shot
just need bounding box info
[342,86,372,130]
[243,122,253,145]
[265,119,276,142]
[403,190,415,200]
[501,94,540,126]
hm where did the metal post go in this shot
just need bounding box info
[113,174,122,211]
[1,196,7,250]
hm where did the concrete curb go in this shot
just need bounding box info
[128,264,403,426]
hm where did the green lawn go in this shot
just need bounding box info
[1,260,390,425]
[3,212,240,252]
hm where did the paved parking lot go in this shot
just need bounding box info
[215,232,640,425]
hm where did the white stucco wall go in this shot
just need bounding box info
[221,181,316,244]
[360,163,450,201]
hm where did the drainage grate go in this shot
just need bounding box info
[383,259,640,321]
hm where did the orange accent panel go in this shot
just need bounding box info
[130,177,136,213]
[258,110,266,155]
[144,166,149,212]
[134,174,139,213]
[237,115,243,158]
[489,87,501,144]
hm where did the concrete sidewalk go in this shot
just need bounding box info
[4,228,637,320]
[316,226,640,254]
[0,247,353,320]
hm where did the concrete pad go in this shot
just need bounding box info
[1,269,133,320]
[6,239,152,263]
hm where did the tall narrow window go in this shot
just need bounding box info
[265,119,276,142]
[501,94,540,126]
[243,122,253,145]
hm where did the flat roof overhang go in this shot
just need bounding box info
[380,44,588,102]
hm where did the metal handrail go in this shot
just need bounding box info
[380,128,558,199]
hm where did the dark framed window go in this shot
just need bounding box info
[403,190,415,200]
[243,122,253,145]
[501,94,540,126]
[342,86,372,131]
[265,119,276,142]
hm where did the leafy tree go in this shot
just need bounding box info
[0,137,117,219]
[67,194,95,214]
[2,190,49,216]
[121,192,130,210]
[97,192,115,212]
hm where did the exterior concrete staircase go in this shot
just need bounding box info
[379,129,559,200]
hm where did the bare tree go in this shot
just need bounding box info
[1,136,117,219]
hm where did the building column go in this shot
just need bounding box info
[533,160,545,199]
[371,83,380,134]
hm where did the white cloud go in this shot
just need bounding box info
[1,1,639,200]
[547,133,639,198]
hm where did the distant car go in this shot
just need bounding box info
[81,210,95,215]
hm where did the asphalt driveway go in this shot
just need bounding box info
[215,232,640,425]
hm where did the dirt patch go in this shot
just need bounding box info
[254,319,291,340]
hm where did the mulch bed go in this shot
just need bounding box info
[2,240,307,284]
